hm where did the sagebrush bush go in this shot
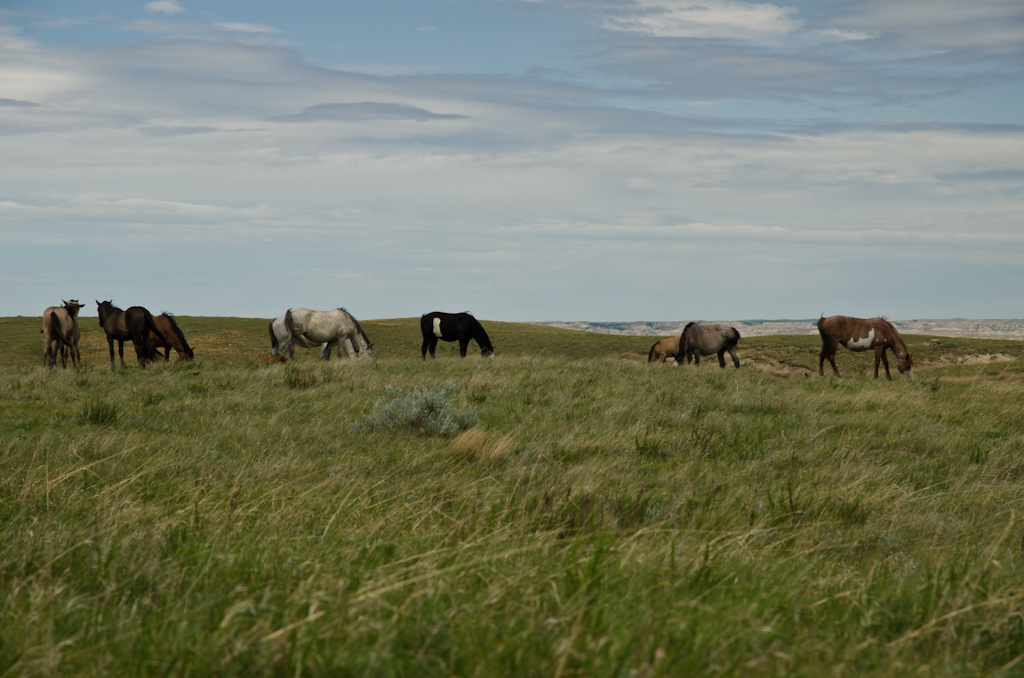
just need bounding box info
[352,381,477,436]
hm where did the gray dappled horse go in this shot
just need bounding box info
[672,322,741,368]
[420,312,494,359]
[269,314,336,360]
[817,315,913,381]
[96,300,166,369]
[42,299,83,368]
[284,308,372,360]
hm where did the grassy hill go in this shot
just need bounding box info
[2,316,1024,675]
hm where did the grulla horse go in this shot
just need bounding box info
[817,315,913,381]
[284,308,373,360]
[672,322,741,368]
[42,299,83,368]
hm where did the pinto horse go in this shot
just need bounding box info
[818,315,913,381]
[42,299,83,368]
[96,300,166,369]
[672,322,740,368]
[420,312,494,359]
[284,308,372,360]
[147,313,195,361]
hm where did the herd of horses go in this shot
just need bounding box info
[39,301,913,381]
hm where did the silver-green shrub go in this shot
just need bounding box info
[352,381,477,436]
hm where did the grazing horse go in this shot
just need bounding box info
[147,313,195,361]
[42,299,83,368]
[96,300,166,369]
[420,312,494,359]
[672,322,741,368]
[284,308,372,360]
[269,314,330,360]
[648,335,689,364]
[818,315,913,381]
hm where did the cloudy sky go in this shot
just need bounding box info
[1,0,1022,321]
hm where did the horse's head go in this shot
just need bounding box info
[898,352,914,381]
[481,346,494,359]
[63,300,82,316]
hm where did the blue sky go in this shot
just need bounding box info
[1,0,1022,321]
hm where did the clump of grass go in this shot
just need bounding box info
[448,427,488,464]
[76,400,119,426]
[284,364,318,389]
[352,381,477,436]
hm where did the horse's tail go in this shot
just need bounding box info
[269,320,279,353]
[144,309,167,345]
[284,309,302,342]
[49,311,74,348]
[728,327,741,346]
[648,341,659,362]
[164,313,194,359]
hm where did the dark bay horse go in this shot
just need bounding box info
[672,322,740,368]
[421,312,494,359]
[147,313,194,361]
[96,300,166,369]
[42,300,83,368]
[818,315,913,381]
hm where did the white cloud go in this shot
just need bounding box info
[214,23,281,34]
[601,0,802,42]
[143,1,185,15]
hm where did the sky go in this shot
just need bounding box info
[1,0,1022,321]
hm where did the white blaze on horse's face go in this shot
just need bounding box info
[902,368,914,382]
[432,317,443,338]
[845,328,875,350]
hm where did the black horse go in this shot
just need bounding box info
[96,300,166,369]
[420,312,494,359]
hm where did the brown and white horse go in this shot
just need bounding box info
[817,315,913,381]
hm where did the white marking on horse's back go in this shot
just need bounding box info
[433,317,443,338]
[846,328,875,350]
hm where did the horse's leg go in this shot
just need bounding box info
[429,338,438,358]
[821,339,840,377]
[320,341,335,360]
[717,348,727,368]
[692,352,700,366]
[118,339,126,368]
[879,347,892,380]
[729,346,740,368]
[108,335,116,370]
[459,339,469,358]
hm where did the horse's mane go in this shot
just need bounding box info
[162,312,194,358]
[338,307,371,346]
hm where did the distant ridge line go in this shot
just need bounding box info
[530,319,1024,340]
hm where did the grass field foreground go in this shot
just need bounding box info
[2,317,1024,675]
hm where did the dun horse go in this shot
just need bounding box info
[648,335,688,364]
[96,300,166,369]
[42,299,83,368]
[147,313,195,361]
[818,315,913,381]
[284,308,372,360]
[672,322,741,368]
[420,312,494,359]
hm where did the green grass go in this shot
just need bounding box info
[2,317,1024,676]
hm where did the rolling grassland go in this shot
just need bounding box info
[2,316,1024,676]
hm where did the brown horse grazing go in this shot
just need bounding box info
[648,336,690,363]
[817,315,913,381]
[146,313,195,361]
[42,299,83,368]
[673,322,741,368]
[96,300,167,369]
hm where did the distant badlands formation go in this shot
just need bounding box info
[534,319,1024,341]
